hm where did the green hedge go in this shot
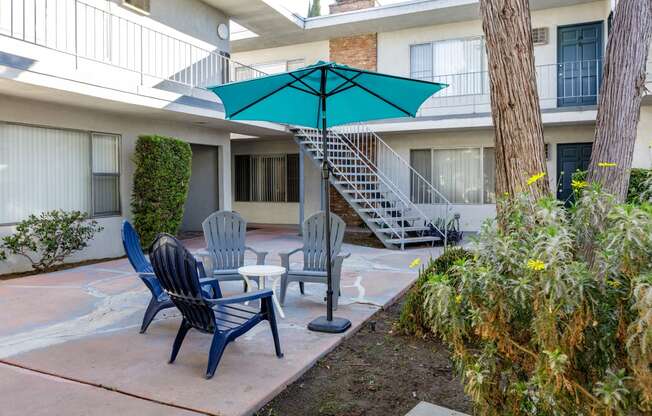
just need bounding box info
[572,168,652,203]
[397,247,472,337]
[131,135,192,247]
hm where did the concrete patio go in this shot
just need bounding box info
[0,227,442,416]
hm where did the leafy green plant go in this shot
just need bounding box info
[131,135,192,247]
[422,187,652,415]
[397,247,471,337]
[0,210,103,272]
[573,168,652,204]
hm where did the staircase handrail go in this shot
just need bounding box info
[297,128,404,241]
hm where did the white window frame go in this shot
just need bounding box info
[0,121,122,225]
[410,145,495,205]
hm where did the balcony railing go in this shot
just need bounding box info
[0,0,264,90]
[416,59,609,117]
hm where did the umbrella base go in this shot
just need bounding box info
[307,316,351,333]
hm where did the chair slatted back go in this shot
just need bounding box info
[150,234,217,333]
[302,212,346,272]
[121,220,153,273]
[202,211,248,270]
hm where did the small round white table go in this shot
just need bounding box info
[237,265,286,319]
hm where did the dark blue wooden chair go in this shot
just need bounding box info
[150,233,283,379]
[121,220,174,334]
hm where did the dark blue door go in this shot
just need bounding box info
[557,143,592,203]
[557,22,603,107]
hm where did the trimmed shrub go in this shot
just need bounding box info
[572,168,652,203]
[397,247,472,337]
[423,188,652,415]
[131,135,192,247]
[0,210,103,272]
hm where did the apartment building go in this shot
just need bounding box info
[1,0,651,271]
[230,0,652,237]
[0,0,292,273]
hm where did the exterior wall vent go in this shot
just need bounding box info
[532,27,549,45]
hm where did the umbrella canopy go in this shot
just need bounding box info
[208,61,447,128]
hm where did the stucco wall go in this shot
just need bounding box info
[231,41,329,69]
[0,95,231,274]
[231,138,321,225]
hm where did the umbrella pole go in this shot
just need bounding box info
[308,68,351,334]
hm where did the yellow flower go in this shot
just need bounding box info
[527,259,546,271]
[597,162,617,168]
[571,180,588,190]
[607,280,621,288]
[409,258,421,269]
[455,294,463,304]
[527,172,546,186]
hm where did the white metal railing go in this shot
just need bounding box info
[0,0,264,89]
[333,123,451,231]
[297,127,404,243]
[417,59,605,116]
[299,126,452,247]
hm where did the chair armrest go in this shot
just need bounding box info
[199,277,221,298]
[207,289,273,306]
[279,247,302,270]
[245,246,268,265]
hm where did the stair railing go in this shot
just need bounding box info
[333,123,452,243]
[297,127,406,243]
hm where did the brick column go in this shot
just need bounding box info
[327,5,378,230]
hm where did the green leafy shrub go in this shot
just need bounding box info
[0,210,103,272]
[131,135,192,247]
[572,168,652,204]
[423,187,652,415]
[397,247,472,337]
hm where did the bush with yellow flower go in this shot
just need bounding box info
[419,187,652,415]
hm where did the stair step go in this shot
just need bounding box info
[370,216,421,223]
[385,236,440,245]
[334,181,379,186]
[342,189,386,195]
[377,226,430,234]
[351,198,390,203]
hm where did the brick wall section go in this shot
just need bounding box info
[327,16,377,229]
[329,33,378,71]
[329,0,375,14]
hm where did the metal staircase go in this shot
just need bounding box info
[294,124,452,250]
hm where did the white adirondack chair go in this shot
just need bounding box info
[279,212,350,309]
[201,211,267,289]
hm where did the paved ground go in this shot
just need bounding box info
[0,228,442,416]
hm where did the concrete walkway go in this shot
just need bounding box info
[0,228,442,416]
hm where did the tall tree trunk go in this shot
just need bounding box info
[586,0,652,202]
[480,0,549,200]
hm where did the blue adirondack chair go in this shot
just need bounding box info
[279,212,350,309]
[201,211,267,290]
[121,220,174,333]
[150,233,283,379]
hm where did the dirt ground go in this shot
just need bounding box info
[255,298,471,416]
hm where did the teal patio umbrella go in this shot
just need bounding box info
[209,61,447,333]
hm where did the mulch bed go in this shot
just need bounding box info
[256,297,471,416]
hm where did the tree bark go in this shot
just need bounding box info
[480,0,549,200]
[586,0,652,202]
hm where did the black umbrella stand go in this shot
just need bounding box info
[307,67,352,334]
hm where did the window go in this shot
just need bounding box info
[0,123,121,224]
[234,154,300,203]
[410,37,487,96]
[92,133,121,216]
[532,27,549,45]
[235,59,306,81]
[410,147,495,205]
[123,0,150,13]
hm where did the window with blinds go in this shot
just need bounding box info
[0,123,121,224]
[234,154,300,203]
[410,37,487,95]
[410,147,495,205]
